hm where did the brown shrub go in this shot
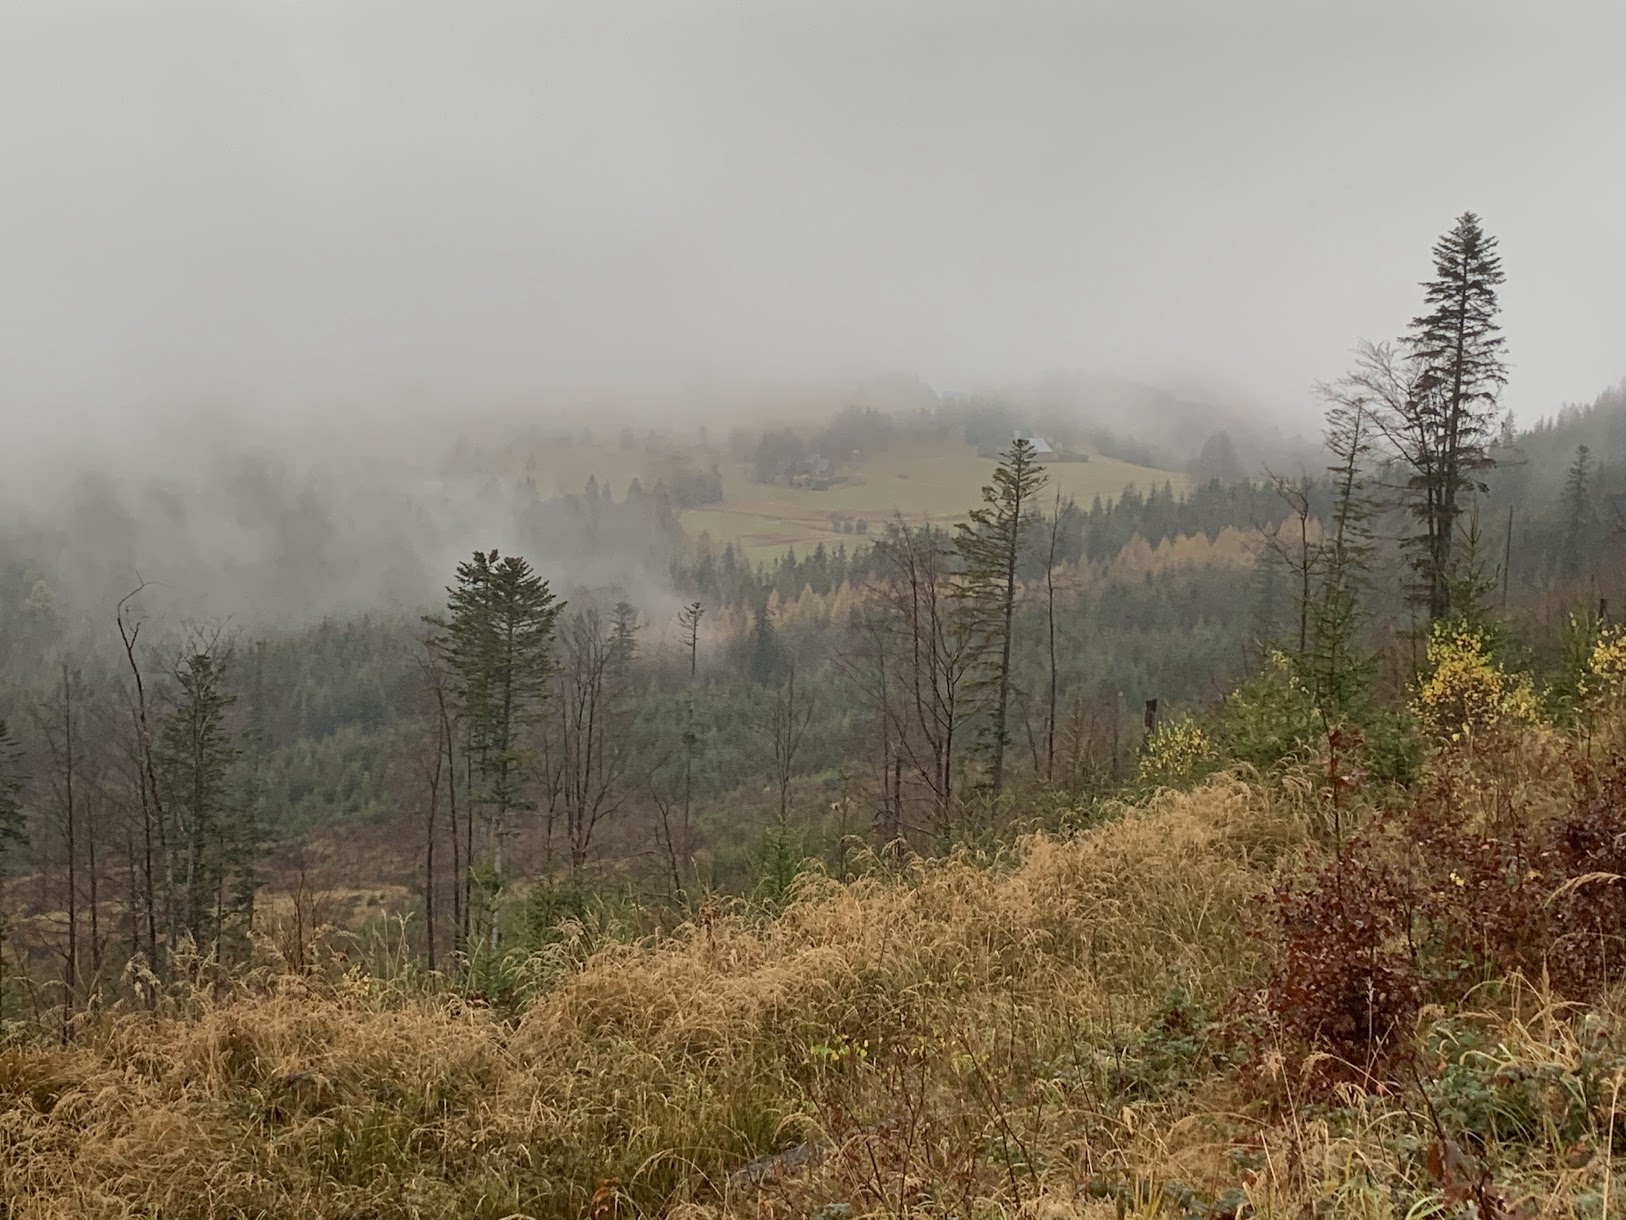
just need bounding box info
[1264,751,1626,1084]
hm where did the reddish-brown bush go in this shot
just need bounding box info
[1267,844,1424,1078]
[1265,755,1626,1082]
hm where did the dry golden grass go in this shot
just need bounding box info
[0,774,1304,1219]
[4,744,1625,1218]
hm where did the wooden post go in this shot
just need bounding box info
[1143,698,1158,736]
[892,756,903,844]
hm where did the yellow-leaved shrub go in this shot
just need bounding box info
[1411,621,1540,744]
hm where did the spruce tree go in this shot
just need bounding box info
[1403,211,1509,620]
[747,603,783,685]
[1444,502,1501,634]
[674,600,704,867]
[426,550,561,943]
[954,436,1048,797]
[610,600,640,668]
[1559,444,1593,581]
[155,648,243,949]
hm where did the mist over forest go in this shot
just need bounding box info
[0,367,1305,646]
[2,1,1618,656]
[2,4,1626,1216]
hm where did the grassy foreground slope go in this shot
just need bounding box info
[0,778,1294,1219]
[10,708,1626,1219]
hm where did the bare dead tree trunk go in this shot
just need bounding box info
[868,520,977,845]
[215,818,227,972]
[1044,494,1071,784]
[53,665,79,1024]
[682,696,696,859]
[446,727,461,956]
[1299,497,1312,657]
[85,780,100,985]
[423,745,440,973]
[118,586,168,968]
[1502,504,1514,611]
[34,662,91,1025]
[124,818,140,965]
[1260,472,1317,660]
[127,701,158,968]
[650,777,687,902]
[766,666,814,832]
[556,607,638,876]
[419,645,460,968]
[835,604,902,849]
[62,665,76,1021]
[679,602,704,851]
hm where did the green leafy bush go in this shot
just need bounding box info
[1212,651,1322,770]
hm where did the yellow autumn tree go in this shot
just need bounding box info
[1580,623,1626,719]
[1137,718,1216,787]
[1411,622,1539,744]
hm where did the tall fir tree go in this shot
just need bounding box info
[954,436,1047,797]
[746,602,783,685]
[426,550,561,944]
[154,647,244,951]
[1403,211,1509,621]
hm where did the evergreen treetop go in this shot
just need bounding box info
[954,437,1049,795]
[1408,211,1508,414]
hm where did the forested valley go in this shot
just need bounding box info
[4,215,1626,1217]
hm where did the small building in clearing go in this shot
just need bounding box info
[1015,432,1089,462]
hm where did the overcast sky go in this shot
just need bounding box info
[1,0,1622,442]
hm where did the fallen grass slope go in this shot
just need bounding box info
[0,775,1304,1220]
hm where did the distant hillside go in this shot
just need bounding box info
[1510,380,1626,502]
[527,434,1188,560]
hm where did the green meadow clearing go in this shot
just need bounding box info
[529,438,1187,559]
